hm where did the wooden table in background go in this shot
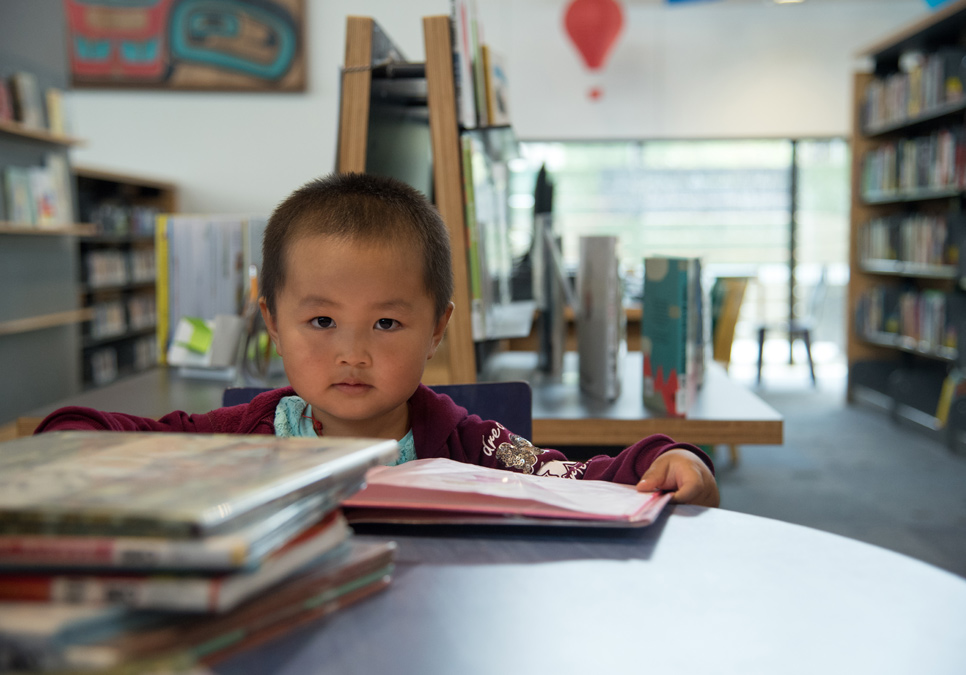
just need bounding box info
[15,351,781,449]
[480,351,782,447]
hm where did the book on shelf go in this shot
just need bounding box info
[482,44,511,127]
[640,257,704,417]
[461,134,487,340]
[0,511,351,612]
[3,165,35,224]
[859,212,964,268]
[0,431,399,537]
[469,0,489,127]
[1,156,72,226]
[44,87,66,136]
[450,0,478,128]
[342,458,672,527]
[860,126,966,199]
[863,46,966,131]
[0,79,13,122]
[45,153,72,225]
[0,539,396,672]
[9,71,43,129]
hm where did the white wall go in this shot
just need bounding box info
[68,0,929,214]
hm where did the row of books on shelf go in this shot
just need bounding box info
[1,156,72,227]
[862,47,966,131]
[860,126,964,199]
[85,248,156,288]
[451,0,511,129]
[85,202,159,238]
[89,334,157,386]
[855,286,965,357]
[0,71,70,135]
[0,432,399,672]
[88,295,157,340]
[859,212,963,268]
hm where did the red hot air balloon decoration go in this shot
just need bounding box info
[564,0,625,100]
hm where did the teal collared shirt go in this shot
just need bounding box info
[273,395,416,465]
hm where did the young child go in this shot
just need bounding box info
[37,173,719,507]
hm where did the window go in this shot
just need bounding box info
[508,138,850,372]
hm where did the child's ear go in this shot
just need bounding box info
[429,302,455,357]
[258,298,282,357]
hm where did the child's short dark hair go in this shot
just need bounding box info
[261,172,454,320]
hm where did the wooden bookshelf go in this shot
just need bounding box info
[337,15,477,384]
[0,223,97,235]
[0,308,94,337]
[848,1,966,443]
[0,118,84,146]
[73,167,177,389]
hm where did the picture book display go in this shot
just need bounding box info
[342,458,672,527]
[641,257,704,417]
[0,431,399,537]
[576,235,626,401]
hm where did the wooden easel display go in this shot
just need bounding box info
[336,15,478,384]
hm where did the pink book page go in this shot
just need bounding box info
[342,458,670,524]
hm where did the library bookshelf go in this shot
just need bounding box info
[74,167,177,389]
[848,0,966,445]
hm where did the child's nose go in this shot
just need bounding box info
[336,328,371,366]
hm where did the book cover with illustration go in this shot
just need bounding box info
[641,257,703,417]
[0,432,398,537]
[343,458,671,527]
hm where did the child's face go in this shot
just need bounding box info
[260,233,452,439]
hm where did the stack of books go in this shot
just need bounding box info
[0,431,399,673]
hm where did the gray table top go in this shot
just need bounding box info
[214,505,966,675]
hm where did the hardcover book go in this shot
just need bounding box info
[482,44,511,127]
[342,458,672,527]
[9,71,43,129]
[0,511,351,613]
[450,0,478,128]
[0,539,396,672]
[0,80,13,122]
[2,165,34,224]
[641,257,703,417]
[0,431,399,537]
[0,489,348,572]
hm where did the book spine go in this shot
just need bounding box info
[461,135,486,340]
[0,535,244,570]
[0,513,350,612]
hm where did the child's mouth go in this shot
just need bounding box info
[334,381,371,394]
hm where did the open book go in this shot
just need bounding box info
[342,458,671,527]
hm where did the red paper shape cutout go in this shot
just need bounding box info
[564,0,625,70]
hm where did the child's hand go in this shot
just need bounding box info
[637,448,720,507]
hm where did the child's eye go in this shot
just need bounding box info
[310,316,335,329]
[374,318,399,331]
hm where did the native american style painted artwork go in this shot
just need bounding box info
[65,0,305,91]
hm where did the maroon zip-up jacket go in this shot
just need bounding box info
[35,384,713,485]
